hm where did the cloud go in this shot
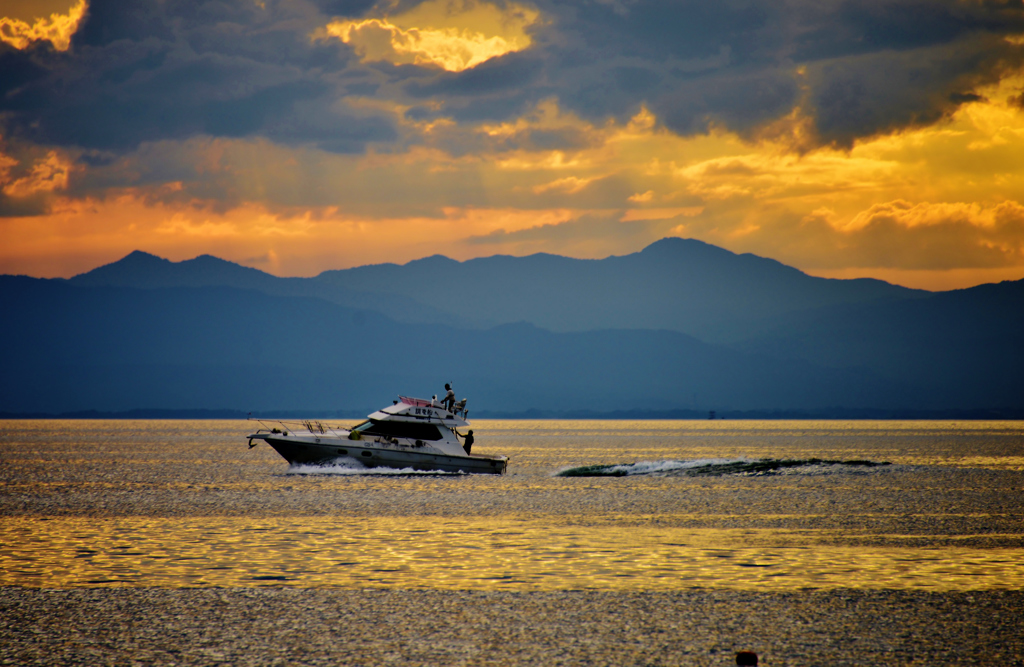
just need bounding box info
[4,0,1023,158]
[805,33,1024,146]
[7,77,1024,280]
[0,143,75,215]
[0,0,396,153]
[676,194,1024,273]
[320,0,539,72]
[829,199,1024,269]
[0,191,587,278]
[0,0,87,51]
[2,150,71,197]
[538,0,1024,144]
[3,0,1024,290]
[532,175,596,195]
[465,210,672,258]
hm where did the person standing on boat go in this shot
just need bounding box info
[442,383,456,412]
[462,430,474,455]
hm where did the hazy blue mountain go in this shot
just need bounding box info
[736,278,1024,408]
[7,241,1021,414]
[314,238,925,340]
[0,277,913,414]
[70,250,277,289]
[69,239,925,341]
[69,250,471,328]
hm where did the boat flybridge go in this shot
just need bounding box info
[247,395,508,474]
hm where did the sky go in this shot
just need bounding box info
[1,0,1024,290]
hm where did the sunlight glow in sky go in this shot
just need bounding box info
[1,0,1024,290]
[322,0,538,72]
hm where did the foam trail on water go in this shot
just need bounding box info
[557,458,891,477]
[286,458,465,476]
[603,458,739,475]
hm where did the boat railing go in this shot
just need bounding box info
[247,416,348,435]
[303,419,326,434]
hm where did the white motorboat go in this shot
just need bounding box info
[247,395,508,474]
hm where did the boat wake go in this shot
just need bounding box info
[286,459,466,476]
[556,457,892,477]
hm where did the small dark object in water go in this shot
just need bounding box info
[736,651,758,665]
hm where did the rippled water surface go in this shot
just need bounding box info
[2,419,1023,590]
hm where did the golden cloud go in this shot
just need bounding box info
[6,76,1024,290]
[0,152,18,181]
[0,0,87,51]
[321,0,538,72]
[621,207,702,222]
[0,186,581,278]
[532,176,595,195]
[805,199,1024,270]
[2,151,73,197]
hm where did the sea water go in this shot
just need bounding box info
[1,419,1022,591]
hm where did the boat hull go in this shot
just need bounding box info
[258,435,508,475]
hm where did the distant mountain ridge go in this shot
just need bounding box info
[71,250,274,289]
[70,238,926,341]
[70,250,472,328]
[316,238,926,340]
[2,238,1019,413]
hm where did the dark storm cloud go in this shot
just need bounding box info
[519,0,1024,143]
[515,0,794,131]
[308,0,379,17]
[0,46,48,99]
[372,0,1024,145]
[404,51,545,98]
[383,0,786,132]
[0,0,396,153]
[651,66,800,136]
[400,52,550,127]
[1,0,1023,158]
[806,32,1024,145]
[792,0,1023,61]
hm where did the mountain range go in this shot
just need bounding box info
[69,238,924,340]
[2,238,1021,416]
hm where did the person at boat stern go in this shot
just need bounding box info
[462,430,474,455]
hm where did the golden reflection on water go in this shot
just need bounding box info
[2,515,1021,591]
[4,419,1023,592]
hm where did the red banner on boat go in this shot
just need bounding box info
[398,396,435,407]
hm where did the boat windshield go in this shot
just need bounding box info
[353,419,443,441]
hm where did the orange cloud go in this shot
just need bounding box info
[5,77,1024,290]
[2,151,72,197]
[621,207,702,222]
[321,0,538,72]
[833,200,1024,269]
[0,0,87,51]
[0,190,579,278]
[532,176,595,195]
